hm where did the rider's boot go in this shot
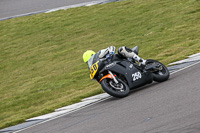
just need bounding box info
[133,54,146,70]
[118,46,146,68]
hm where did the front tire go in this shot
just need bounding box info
[146,59,170,82]
[101,78,130,98]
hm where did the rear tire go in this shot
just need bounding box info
[101,78,130,98]
[146,59,170,82]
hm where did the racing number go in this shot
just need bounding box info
[90,61,99,79]
[90,64,97,74]
[90,68,94,74]
[93,64,97,71]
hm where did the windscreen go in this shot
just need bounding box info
[87,55,94,69]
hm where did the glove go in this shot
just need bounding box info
[106,54,112,59]
[110,52,114,56]
[106,52,115,60]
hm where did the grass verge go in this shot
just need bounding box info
[0,0,200,129]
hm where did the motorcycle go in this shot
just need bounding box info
[88,46,170,98]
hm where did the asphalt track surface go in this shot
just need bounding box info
[0,0,96,19]
[17,62,200,133]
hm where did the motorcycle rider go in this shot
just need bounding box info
[83,46,146,66]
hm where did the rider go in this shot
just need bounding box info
[83,46,146,66]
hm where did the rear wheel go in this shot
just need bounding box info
[101,78,129,98]
[146,59,170,82]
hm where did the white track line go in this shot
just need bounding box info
[14,96,111,133]
[170,61,200,75]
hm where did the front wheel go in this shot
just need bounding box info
[146,59,170,82]
[101,78,130,98]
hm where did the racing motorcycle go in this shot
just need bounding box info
[88,46,170,98]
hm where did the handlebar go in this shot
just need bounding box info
[100,53,114,62]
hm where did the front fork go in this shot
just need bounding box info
[108,71,118,84]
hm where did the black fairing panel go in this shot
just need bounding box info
[107,61,153,89]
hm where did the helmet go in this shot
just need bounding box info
[83,50,96,62]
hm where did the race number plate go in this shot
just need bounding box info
[90,61,99,79]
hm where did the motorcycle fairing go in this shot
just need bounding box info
[101,60,153,89]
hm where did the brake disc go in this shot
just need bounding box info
[109,81,123,90]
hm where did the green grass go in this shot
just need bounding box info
[0,0,200,129]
